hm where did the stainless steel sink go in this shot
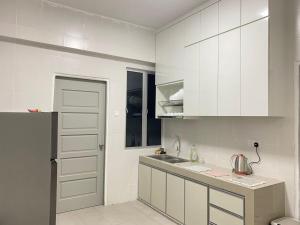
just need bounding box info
[148,155,189,164]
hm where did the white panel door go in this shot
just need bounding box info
[200,2,219,40]
[199,36,218,116]
[54,77,106,213]
[241,18,269,116]
[219,0,241,33]
[184,44,200,116]
[241,0,269,25]
[219,28,241,116]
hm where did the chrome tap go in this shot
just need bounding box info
[175,135,181,157]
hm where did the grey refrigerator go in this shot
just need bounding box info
[0,112,58,225]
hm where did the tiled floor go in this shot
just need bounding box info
[56,201,177,225]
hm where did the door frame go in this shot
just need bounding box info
[51,72,109,206]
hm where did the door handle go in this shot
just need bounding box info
[99,144,105,151]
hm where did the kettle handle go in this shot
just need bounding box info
[230,154,238,170]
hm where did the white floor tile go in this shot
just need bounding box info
[56,201,177,225]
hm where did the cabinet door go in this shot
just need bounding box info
[185,180,208,225]
[184,44,200,116]
[210,207,244,225]
[138,164,151,203]
[219,0,241,33]
[199,36,218,116]
[200,2,219,40]
[185,12,201,46]
[241,18,268,116]
[241,0,269,25]
[156,22,185,85]
[219,28,241,116]
[166,174,184,223]
[151,168,166,212]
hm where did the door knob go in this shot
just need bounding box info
[99,144,105,151]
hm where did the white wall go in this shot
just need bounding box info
[162,1,298,217]
[0,39,158,205]
[0,0,155,62]
[0,0,157,205]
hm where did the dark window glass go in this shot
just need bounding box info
[147,74,161,146]
[126,71,143,147]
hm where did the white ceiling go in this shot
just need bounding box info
[49,0,207,29]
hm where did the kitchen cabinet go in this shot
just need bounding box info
[210,207,244,225]
[241,0,269,25]
[138,164,151,203]
[139,158,285,225]
[156,21,185,85]
[199,36,218,116]
[218,28,241,116]
[241,18,268,116]
[185,12,201,46]
[210,188,244,217]
[185,180,208,225]
[151,168,166,212]
[166,174,184,223]
[200,2,219,40]
[184,44,200,116]
[156,0,286,117]
[219,0,241,33]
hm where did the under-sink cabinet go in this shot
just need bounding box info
[151,168,166,212]
[138,158,285,225]
[166,174,185,223]
[185,180,208,225]
[138,164,151,204]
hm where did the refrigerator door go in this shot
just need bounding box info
[0,113,58,225]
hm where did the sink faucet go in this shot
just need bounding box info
[175,135,181,157]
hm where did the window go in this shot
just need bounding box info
[126,70,161,148]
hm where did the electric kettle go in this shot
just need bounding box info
[231,154,251,175]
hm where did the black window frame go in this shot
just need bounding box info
[125,69,162,149]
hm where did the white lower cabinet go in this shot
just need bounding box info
[210,207,244,225]
[185,180,208,225]
[166,174,185,223]
[138,164,151,203]
[151,168,166,212]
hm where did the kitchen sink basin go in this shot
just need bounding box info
[148,155,189,164]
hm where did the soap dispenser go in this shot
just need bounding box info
[190,145,199,162]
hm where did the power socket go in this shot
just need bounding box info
[247,140,261,149]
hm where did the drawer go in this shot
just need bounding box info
[210,188,244,217]
[210,206,244,225]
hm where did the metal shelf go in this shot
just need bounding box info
[159,100,183,107]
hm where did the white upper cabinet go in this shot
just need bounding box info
[241,0,269,25]
[199,36,218,116]
[200,2,219,40]
[156,0,286,117]
[156,21,185,85]
[218,28,241,116]
[184,44,200,116]
[219,0,241,33]
[241,18,269,116]
[185,13,201,46]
